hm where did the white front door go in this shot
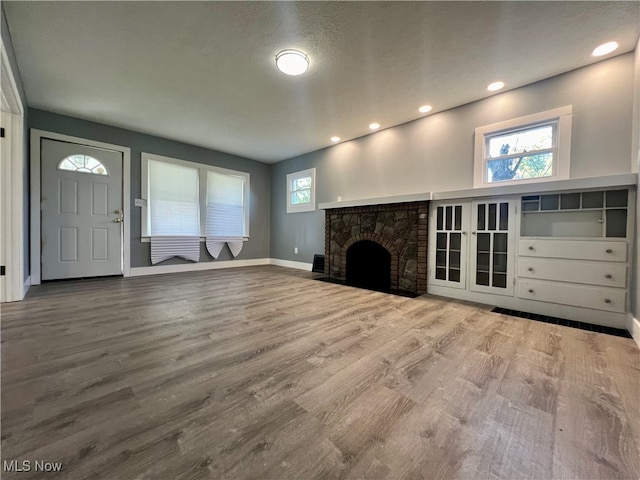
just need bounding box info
[41,139,123,280]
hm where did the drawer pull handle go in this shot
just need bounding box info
[606,249,613,254]
[527,267,533,272]
[604,298,611,304]
[605,274,612,279]
[528,246,534,251]
[528,289,534,293]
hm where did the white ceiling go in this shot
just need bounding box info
[4,1,640,163]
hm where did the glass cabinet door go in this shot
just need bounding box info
[429,202,469,289]
[470,199,515,295]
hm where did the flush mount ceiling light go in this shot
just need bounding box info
[369,123,380,130]
[419,105,433,113]
[592,41,619,57]
[330,136,341,142]
[487,81,505,92]
[275,49,309,76]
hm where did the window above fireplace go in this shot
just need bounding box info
[473,106,572,189]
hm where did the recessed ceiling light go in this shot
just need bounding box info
[419,105,432,113]
[592,41,619,57]
[369,123,380,130]
[487,81,505,92]
[331,136,340,142]
[275,49,309,76]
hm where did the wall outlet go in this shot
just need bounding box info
[134,198,146,207]
[294,247,298,254]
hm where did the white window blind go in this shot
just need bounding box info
[148,160,200,236]
[206,171,245,238]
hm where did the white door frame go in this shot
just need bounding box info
[1,38,26,302]
[30,130,131,284]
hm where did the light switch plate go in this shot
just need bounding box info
[134,198,146,207]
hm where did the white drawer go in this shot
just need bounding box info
[518,239,627,262]
[517,258,627,288]
[518,279,626,313]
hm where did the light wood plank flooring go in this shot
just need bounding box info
[2,265,639,479]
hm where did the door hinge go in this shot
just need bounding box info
[0,127,5,138]
[0,266,5,276]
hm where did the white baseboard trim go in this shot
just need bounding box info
[22,275,31,299]
[628,313,640,349]
[269,258,313,271]
[128,257,314,278]
[129,258,270,277]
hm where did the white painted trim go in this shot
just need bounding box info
[473,105,573,188]
[128,257,315,277]
[1,37,25,303]
[287,168,316,213]
[628,314,640,348]
[429,283,628,329]
[433,173,638,201]
[269,258,313,271]
[30,130,132,284]
[22,275,31,299]
[320,192,432,210]
[0,40,24,116]
[130,258,270,276]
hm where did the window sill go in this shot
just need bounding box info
[141,236,249,243]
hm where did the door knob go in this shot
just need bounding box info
[606,249,613,254]
[114,218,123,223]
[528,267,533,272]
[528,289,534,293]
[605,274,612,279]
[604,298,611,304]
[115,209,122,214]
[528,246,534,251]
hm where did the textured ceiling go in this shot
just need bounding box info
[4,1,640,163]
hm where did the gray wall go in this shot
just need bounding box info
[29,109,270,268]
[271,53,636,264]
[1,4,29,282]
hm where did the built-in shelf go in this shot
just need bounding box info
[521,189,629,238]
[431,173,637,201]
[317,173,637,211]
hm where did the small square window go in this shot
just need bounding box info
[474,106,572,188]
[286,168,316,213]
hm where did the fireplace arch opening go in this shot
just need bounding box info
[346,240,391,292]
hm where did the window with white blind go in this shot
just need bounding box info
[141,153,250,238]
[147,160,200,236]
[206,171,246,238]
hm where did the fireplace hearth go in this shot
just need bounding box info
[323,200,428,294]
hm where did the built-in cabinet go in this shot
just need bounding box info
[470,199,516,295]
[428,182,636,329]
[430,203,468,289]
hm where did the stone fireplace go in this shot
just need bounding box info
[323,200,428,294]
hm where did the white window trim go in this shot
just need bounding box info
[473,105,572,188]
[141,152,250,241]
[287,168,316,213]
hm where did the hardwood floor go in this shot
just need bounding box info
[1,265,639,479]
